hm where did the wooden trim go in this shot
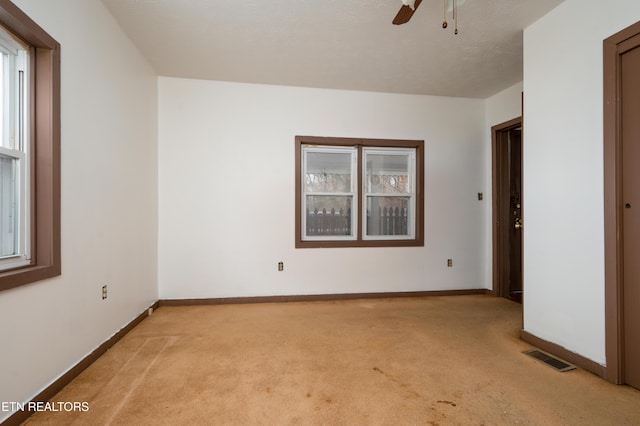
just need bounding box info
[603,20,640,385]
[294,135,425,249]
[603,29,623,385]
[357,143,363,240]
[521,330,606,379]
[0,0,58,49]
[1,302,160,426]
[294,138,303,247]
[159,289,490,306]
[0,0,61,292]
[296,240,425,248]
[415,138,425,245]
[296,135,422,148]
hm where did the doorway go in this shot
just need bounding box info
[492,117,523,303]
[604,21,640,388]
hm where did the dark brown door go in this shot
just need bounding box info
[507,129,523,302]
[492,118,523,302]
[622,42,640,389]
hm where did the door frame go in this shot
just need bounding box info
[491,116,523,298]
[603,20,640,385]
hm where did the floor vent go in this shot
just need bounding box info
[523,349,576,372]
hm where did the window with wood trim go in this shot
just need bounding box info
[0,1,61,291]
[295,136,424,248]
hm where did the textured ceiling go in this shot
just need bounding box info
[101,0,565,98]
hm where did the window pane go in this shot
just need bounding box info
[366,196,410,236]
[305,195,352,236]
[0,154,17,256]
[365,153,410,194]
[0,4,61,289]
[0,52,4,148]
[305,151,352,193]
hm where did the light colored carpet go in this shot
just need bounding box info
[23,295,640,425]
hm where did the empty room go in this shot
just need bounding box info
[1,0,640,424]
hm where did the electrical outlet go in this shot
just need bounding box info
[478,192,483,200]
[102,285,107,300]
[447,259,453,267]
[278,262,284,271]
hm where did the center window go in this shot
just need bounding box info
[295,136,424,248]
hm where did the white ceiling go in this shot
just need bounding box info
[101,0,564,99]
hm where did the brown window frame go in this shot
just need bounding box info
[295,136,424,248]
[0,0,61,292]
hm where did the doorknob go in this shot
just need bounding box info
[515,218,523,230]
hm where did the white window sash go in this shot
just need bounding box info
[362,147,416,240]
[0,31,30,271]
[302,146,358,241]
[0,147,29,268]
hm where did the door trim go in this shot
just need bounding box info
[491,117,523,297]
[603,20,640,385]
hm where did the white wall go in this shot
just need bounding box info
[158,78,488,299]
[486,82,523,128]
[523,0,640,365]
[483,82,524,289]
[0,0,158,421]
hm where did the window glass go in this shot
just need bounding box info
[364,148,415,239]
[0,27,29,270]
[0,153,17,256]
[302,147,356,240]
[366,196,411,237]
[305,195,353,236]
[304,151,353,193]
[365,152,411,194]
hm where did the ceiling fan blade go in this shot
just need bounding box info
[392,0,423,25]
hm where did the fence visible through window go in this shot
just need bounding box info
[367,206,408,236]
[306,208,351,236]
[305,207,409,236]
